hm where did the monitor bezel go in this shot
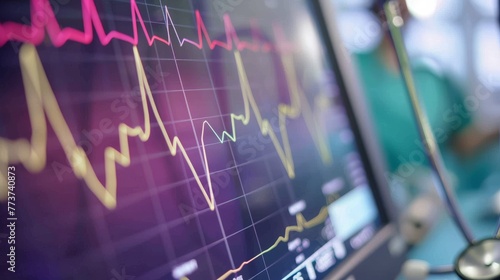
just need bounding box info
[312,0,407,278]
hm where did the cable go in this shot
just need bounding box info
[402,260,455,280]
[496,217,500,238]
[429,265,454,275]
[383,0,475,245]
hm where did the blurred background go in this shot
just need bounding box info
[335,0,500,94]
[332,0,500,277]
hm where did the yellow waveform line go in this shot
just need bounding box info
[216,207,329,280]
[0,43,331,207]
[203,50,332,180]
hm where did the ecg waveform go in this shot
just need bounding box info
[0,0,288,51]
[0,43,331,210]
[0,1,339,279]
[216,207,329,280]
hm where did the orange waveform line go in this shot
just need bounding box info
[216,207,329,280]
[0,44,331,207]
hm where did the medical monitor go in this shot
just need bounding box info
[0,0,404,279]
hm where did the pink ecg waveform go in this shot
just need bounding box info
[0,0,291,51]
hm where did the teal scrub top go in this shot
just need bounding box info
[354,51,471,176]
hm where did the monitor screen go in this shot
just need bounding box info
[0,0,386,279]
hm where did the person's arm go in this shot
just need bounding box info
[451,124,499,157]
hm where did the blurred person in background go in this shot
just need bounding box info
[352,0,499,204]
